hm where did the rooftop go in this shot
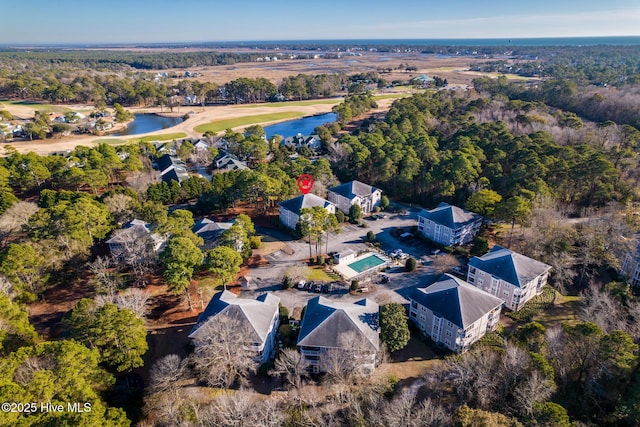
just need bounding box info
[410,274,503,328]
[469,245,551,287]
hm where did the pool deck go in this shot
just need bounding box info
[333,252,391,280]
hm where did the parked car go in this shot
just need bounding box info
[297,280,306,289]
[380,274,390,284]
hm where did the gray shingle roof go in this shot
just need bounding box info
[468,245,551,288]
[189,290,280,343]
[278,194,334,216]
[418,202,482,229]
[410,274,504,329]
[106,219,153,244]
[297,296,379,351]
[328,180,380,200]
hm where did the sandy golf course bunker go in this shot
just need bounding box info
[333,252,390,280]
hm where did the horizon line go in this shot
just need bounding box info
[2,35,640,48]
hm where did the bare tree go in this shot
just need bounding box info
[110,235,158,286]
[0,275,16,300]
[200,389,287,427]
[581,286,629,334]
[0,201,39,248]
[126,170,158,198]
[190,315,258,389]
[148,354,188,397]
[379,390,451,427]
[88,256,120,298]
[114,288,151,318]
[324,330,377,385]
[513,370,556,417]
[103,193,135,226]
[270,348,309,392]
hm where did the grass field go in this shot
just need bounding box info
[233,99,342,109]
[194,111,304,134]
[92,138,127,145]
[0,100,71,114]
[306,267,333,282]
[128,132,188,143]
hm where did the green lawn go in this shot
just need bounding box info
[128,132,188,143]
[233,99,342,109]
[306,267,334,282]
[0,100,71,114]
[194,111,305,134]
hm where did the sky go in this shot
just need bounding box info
[1,0,639,45]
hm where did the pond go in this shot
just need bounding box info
[113,114,183,136]
[264,112,336,139]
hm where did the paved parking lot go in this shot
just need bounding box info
[243,206,442,313]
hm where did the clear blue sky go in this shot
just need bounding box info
[1,0,639,44]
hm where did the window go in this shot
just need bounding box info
[411,301,418,309]
[469,266,477,274]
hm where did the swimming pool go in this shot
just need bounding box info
[348,254,386,273]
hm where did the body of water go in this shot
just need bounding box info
[264,112,336,139]
[113,114,183,136]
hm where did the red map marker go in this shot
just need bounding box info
[296,174,314,194]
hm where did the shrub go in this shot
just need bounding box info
[380,195,390,210]
[335,210,345,223]
[366,230,376,242]
[249,235,262,249]
[351,280,360,291]
[279,304,290,319]
[405,257,417,272]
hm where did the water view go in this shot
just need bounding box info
[264,112,336,139]
[114,114,183,136]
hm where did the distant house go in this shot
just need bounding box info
[106,219,165,261]
[417,202,482,246]
[213,151,248,173]
[297,296,379,374]
[327,180,382,215]
[620,238,640,287]
[189,290,280,364]
[410,74,435,87]
[282,134,322,151]
[156,154,189,183]
[193,139,210,151]
[409,274,503,353]
[278,194,336,230]
[154,141,175,155]
[192,218,233,249]
[467,245,551,311]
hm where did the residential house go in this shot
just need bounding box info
[282,134,322,151]
[192,218,233,249]
[417,202,482,246]
[106,219,165,261]
[621,238,640,287]
[193,139,210,151]
[278,194,336,230]
[409,274,503,353]
[189,290,280,364]
[327,180,382,216]
[467,245,551,311]
[213,151,248,173]
[297,296,379,374]
[156,154,189,183]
